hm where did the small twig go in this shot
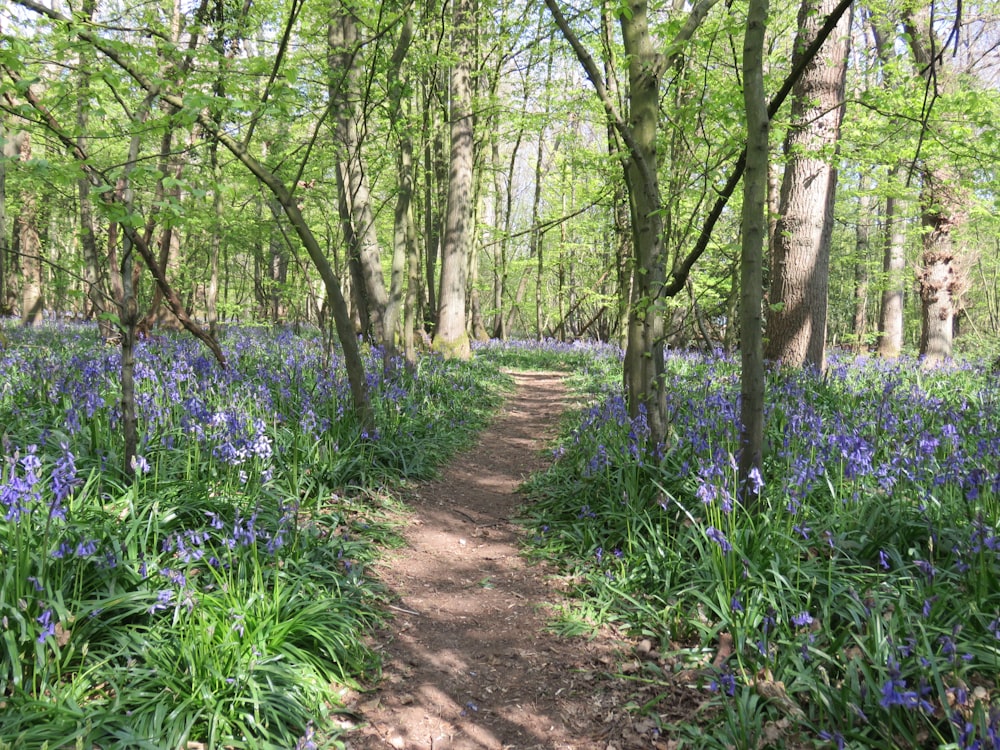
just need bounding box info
[452,508,507,526]
[388,604,421,616]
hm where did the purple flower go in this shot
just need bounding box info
[130,454,151,474]
[49,443,80,516]
[36,608,56,643]
[792,611,813,628]
[149,589,174,614]
[878,550,890,570]
[706,526,732,553]
[709,667,737,696]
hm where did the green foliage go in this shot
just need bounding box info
[0,322,510,748]
[515,341,1000,748]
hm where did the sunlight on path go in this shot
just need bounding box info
[345,372,618,750]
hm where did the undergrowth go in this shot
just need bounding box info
[0,320,509,749]
[506,343,1000,750]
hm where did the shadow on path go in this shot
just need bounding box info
[344,371,624,750]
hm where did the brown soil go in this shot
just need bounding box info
[341,371,687,750]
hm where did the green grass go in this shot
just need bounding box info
[505,344,1000,749]
[0,321,511,749]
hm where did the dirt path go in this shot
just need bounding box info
[343,371,643,750]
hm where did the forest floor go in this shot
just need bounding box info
[340,371,701,750]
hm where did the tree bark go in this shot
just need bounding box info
[15,132,44,326]
[329,3,389,347]
[75,0,111,337]
[852,179,873,351]
[917,172,959,363]
[740,0,769,503]
[619,0,669,447]
[876,183,907,357]
[0,123,10,316]
[386,15,415,368]
[904,9,965,365]
[764,0,850,370]
[433,0,474,359]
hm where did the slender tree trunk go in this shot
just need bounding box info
[0,123,9,316]
[877,183,907,357]
[764,0,850,370]
[423,70,449,335]
[433,0,474,359]
[207,139,222,336]
[112,96,156,479]
[852,179,873,351]
[386,16,414,369]
[329,3,389,346]
[75,0,111,337]
[740,0,768,502]
[620,0,668,448]
[601,0,631,348]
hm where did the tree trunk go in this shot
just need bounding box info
[852,180,873,351]
[601,1,631,349]
[904,9,965,366]
[876,183,907,357]
[422,81,444,331]
[385,15,414,369]
[0,123,9,316]
[917,173,958,364]
[75,0,111,338]
[764,0,850,370]
[329,4,389,347]
[620,0,668,448]
[740,0,768,503]
[433,0,474,359]
[15,132,44,326]
[207,139,222,337]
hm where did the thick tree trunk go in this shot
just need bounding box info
[918,174,958,364]
[15,132,44,326]
[433,0,474,359]
[764,0,850,370]
[740,0,768,503]
[904,10,964,366]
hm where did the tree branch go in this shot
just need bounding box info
[661,0,855,298]
[2,62,228,366]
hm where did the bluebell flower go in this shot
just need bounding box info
[817,730,845,750]
[792,611,813,628]
[36,608,56,643]
[149,589,174,614]
[706,526,732,553]
[130,454,151,474]
[709,667,737,696]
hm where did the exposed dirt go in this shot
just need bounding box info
[341,371,693,750]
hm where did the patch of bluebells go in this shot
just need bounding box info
[526,345,1000,747]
